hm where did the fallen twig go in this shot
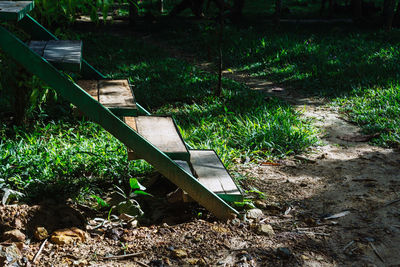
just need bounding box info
[342,240,355,252]
[134,260,150,267]
[33,238,48,263]
[369,242,385,263]
[284,207,292,216]
[295,230,330,236]
[323,211,350,220]
[101,252,144,260]
[352,178,377,182]
[260,162,280,166]
[384,198,400,207]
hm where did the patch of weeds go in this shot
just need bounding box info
[79,32,318,167]
[0,120,153,200]
[157,79,318,167]
[147,13,400,148]
[335,85,400,147]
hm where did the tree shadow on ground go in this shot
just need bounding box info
[243,143,400,265]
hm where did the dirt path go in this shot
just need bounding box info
[231,73,400,266]
[143,37,400,265]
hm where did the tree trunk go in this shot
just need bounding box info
[231,0,245,19]
[13,67,30,125]
[383,0,396,30]
[328,0,334,17]
[191,0,205,17]
[352,0,362,19]
[274,0,282,25]
[129,0,138,25]
[393,0,400,27]
[320,0,327,15]
[158,0,164,13]
[216,1,224,97]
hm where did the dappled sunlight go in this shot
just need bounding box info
[241,146,400,265]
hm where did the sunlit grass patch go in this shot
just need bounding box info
[0,120,152,200]
[335,85,400,147]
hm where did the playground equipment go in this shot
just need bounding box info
[0,1,242,220]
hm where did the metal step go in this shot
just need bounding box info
[0,1,34,21]
[77,80,137,116]
[190,150,243,202]
[29,40,82,72]
[125,116,190,161]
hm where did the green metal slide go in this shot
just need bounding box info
[0,1,241,220]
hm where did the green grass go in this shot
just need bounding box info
[0,120,152,201]
[159,84,317,167]
[0,30,318,199]
[149,11,400,147]
[1,0,398,208]
[217,25,400,147]
[79,33,317,162]
[335,85,400,147]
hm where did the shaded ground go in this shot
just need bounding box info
[227,65,400,266]
[1,21,400,267]
[3,96,399,266]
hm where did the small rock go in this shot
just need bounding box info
[301,254,310,261]
[34,227,49,241]
[246,209,264,220]
[257,224,275,236]
[128,220,138,228]
[277,247,292,258]
[229,218,241,226]
[106,228,123,241]
[3,229,26,242]
[0,243,22,265]
[212,226,229,233]
[50,227,87,245]
[172,249,188,259]
[186,258,200,265]
[158,228,170,235]
[73,259,88,266]
[13,218,23,229]
[14,242,25,251]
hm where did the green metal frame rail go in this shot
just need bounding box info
[0,25,238,220]
[17,14,151,116]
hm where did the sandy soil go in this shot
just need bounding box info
[227,70,400,266]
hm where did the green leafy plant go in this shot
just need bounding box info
[0,184,25,205]
[31,0,157,27]
[114,178,152,217]
[91,194,110,209]
[233,199,256,210]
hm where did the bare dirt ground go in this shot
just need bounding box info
[234,74,400,266]
[1,27,400,266]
